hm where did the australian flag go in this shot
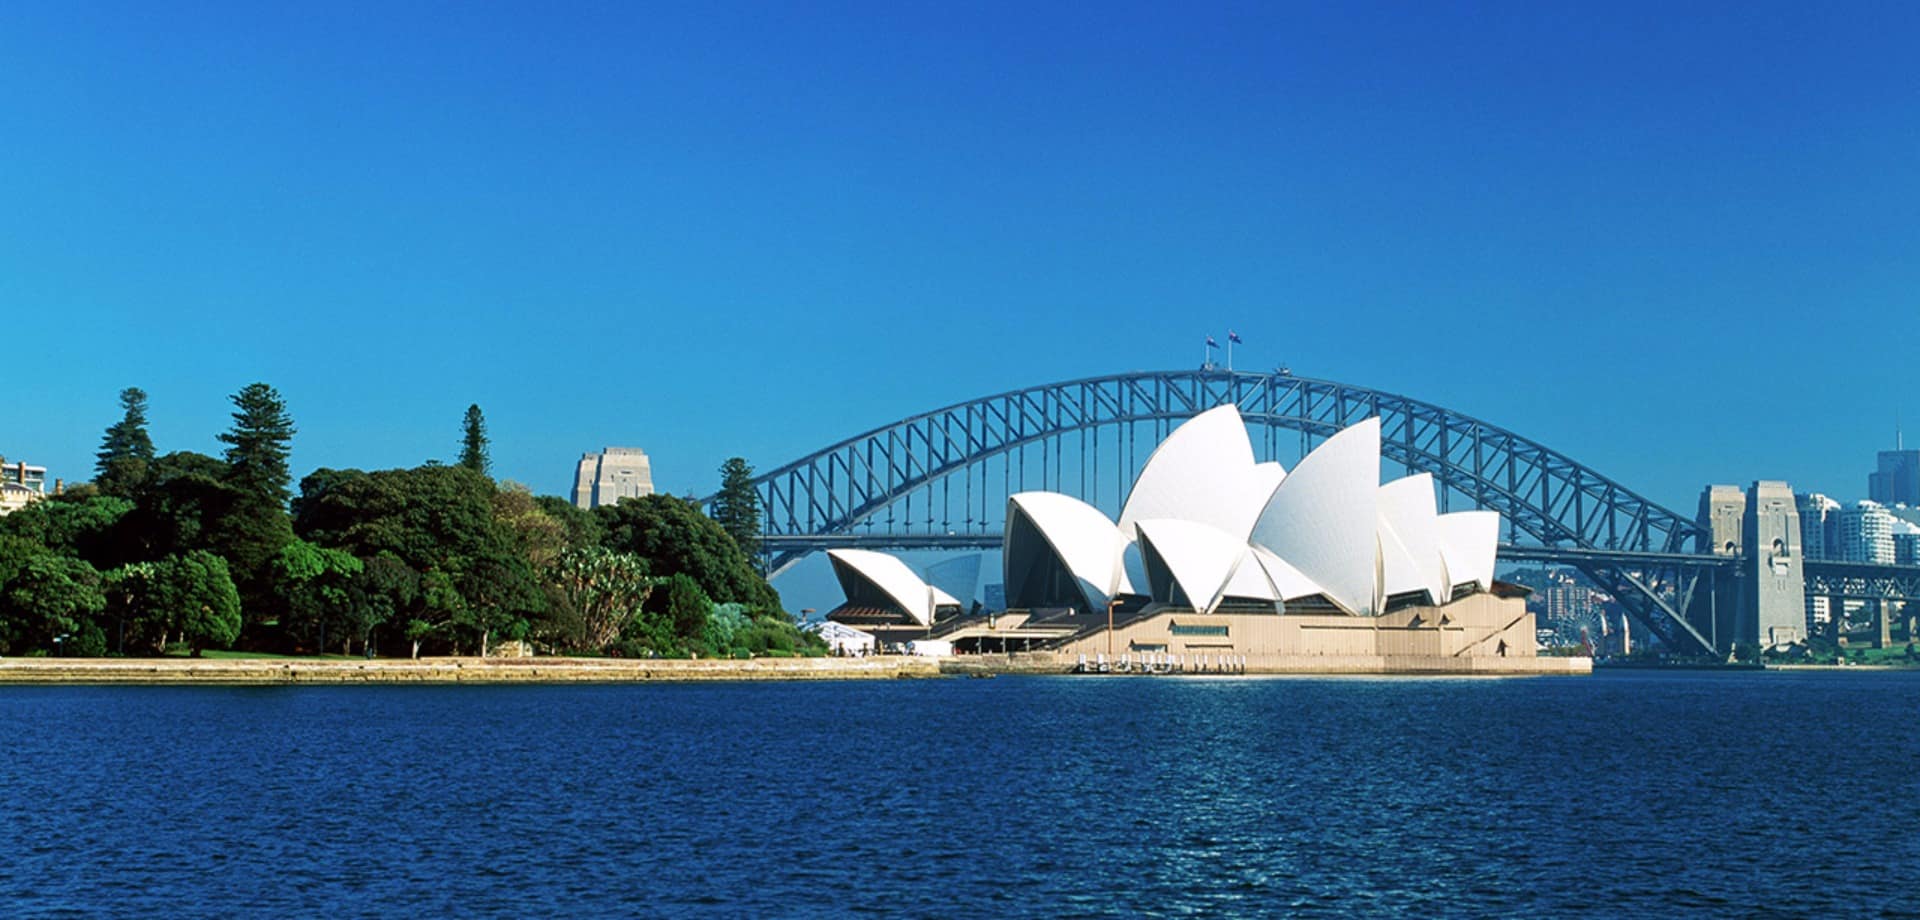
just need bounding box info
[1205,336,1219,349]
[1229,330,1243,344]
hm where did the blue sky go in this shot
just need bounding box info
[5,1,1917,525]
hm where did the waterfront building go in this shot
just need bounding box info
[823,549,962,647]
[1836,500,1896,565]
[570,447,655,509]
[1869,444,1920,506]
[823,407,1546,669]
[0,458,49,517]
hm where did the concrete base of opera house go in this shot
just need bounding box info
[939,591,1593,676]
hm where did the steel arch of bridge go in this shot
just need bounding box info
[717,369,1719,653]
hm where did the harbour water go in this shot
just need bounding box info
[2,670,1915,917]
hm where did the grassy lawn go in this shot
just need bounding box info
[1845,646,1920,666]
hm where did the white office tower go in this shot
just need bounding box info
[1837,500,1896,565]
[1797,493,1841,561]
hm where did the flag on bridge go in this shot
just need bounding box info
[1229,330,1243,344]
[1205,336,1218,348]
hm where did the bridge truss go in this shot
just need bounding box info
[718,369,1728,653]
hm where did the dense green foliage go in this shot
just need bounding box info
[0,386,816,660]
[0,536,106,656]
[596,495,779,613]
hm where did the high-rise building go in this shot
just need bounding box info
[1836,500,1895,565]
[1893,519,1920,566]
[1868,438,1920,506]
[570,447,656,509]
[1797,493,1841,561]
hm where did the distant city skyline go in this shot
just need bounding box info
[4,3,1917,515]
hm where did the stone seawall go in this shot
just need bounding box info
[0,656,943,685]
[941,653,1591,676]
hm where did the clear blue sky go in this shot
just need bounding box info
[5,1,1917,521]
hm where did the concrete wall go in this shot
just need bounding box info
[1046,592,1547,670]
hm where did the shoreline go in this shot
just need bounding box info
[34,653,1870,684]
[0,656,944,685]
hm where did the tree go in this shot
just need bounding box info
[595,495,781,614]
[154,551,243,654]
[219,382,297,507]
[94,387,156,497]
[407,567,465,659]
[273,539,366,654]
[294,464,544,655]
[534,495,603,552]
[216,384,297,613]
[546,547,656,651]
[662,573,711,647]
[102,562,158,655]
[494,483,567,570]
[117,452,239,563]
[0,537,106,656]
[347,554,418,657]
[710,457,762,564]
[459,404,490,475]
[0,494,134,569]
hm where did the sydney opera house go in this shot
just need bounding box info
[825,406,1566,672]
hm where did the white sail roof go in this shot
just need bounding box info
[1249,544,1325,601]
[1135,518,1245,613]
[1005,492,1133,611]
[1436,510,1500,597]
[827,549,961,626]
[1219,546,1281,603]
[1249,418,1382,616]
[1117,404,1281,541]
[1378,473,1449,605]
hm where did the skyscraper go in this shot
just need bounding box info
[570,447,655,509]
[1868,435,1920,506]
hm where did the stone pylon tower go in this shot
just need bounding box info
[1742,481,1805,649]
[1691,482,1806,653]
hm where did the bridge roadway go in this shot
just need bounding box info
[764,532,1920,606]
[765,532,1721,569]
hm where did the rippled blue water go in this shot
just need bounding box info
[2,671,1917,917]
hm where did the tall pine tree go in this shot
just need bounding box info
[710,457,762,566]
[94,387,156,496]
[219,383,296,507]
[459,404,490,475]
[215,382,297,621]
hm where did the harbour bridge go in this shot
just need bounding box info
[706,369,1920,656]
